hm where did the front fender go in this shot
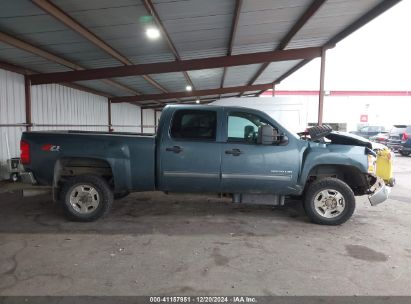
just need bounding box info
[298,144,368,189]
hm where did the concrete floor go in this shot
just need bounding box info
[1,156,411,296]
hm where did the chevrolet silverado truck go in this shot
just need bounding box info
[20,105,389,225]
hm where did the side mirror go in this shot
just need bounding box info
[257,125,280,145]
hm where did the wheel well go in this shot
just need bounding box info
[54,157,114,189]
[306,165,369,195]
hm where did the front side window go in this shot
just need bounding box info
[170,110,217,141]
[227,112,274,143]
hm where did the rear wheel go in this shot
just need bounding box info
[304,177,355,225]
[60,174,113,222]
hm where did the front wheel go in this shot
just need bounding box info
[59,174,113,222]
[303,177,355,225]
[399,150,410,156]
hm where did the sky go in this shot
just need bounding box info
[276,0,411,91]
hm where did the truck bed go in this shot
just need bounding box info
[21,130,157,191]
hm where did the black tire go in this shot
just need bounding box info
[399,151,410,156]
[303,177,355,225]
[59,174,113,222]
[114,191,130,200]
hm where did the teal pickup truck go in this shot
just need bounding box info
[20,105,389,225]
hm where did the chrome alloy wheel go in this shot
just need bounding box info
[313,189,345,218]
[69,185,100,214]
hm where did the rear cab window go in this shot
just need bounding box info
[170,109,217,141]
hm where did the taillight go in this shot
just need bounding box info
[20,140,30,165]
[402,133,409,141]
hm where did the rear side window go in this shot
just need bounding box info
[170,110,217,141]
[406,126,411,133]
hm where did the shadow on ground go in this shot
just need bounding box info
[0,190,308,236]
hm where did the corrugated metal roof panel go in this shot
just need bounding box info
[254,60,302,84]
[128,52,175,64]
[287,0,381,49]
[152,0,234,20]
[149,72,188,92]
[0,0,397,100]
[51,0,138,12]
[112,76,162,95]
[153,0,234,57]
[233,0,309,55]
[187,68,224,90]
[0,43,72,73]
[224,64,262,87]
[51,1,172,59]
[74,80,129,96]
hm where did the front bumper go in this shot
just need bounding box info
[368,177,390,206]
[399,146,411,153]
[387,143,402,151]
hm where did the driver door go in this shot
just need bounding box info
[220,110,299,194]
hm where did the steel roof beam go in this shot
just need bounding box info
[0,60,111,98]
[30,46,322,85]
[111,83,274,103]
[142,97,219,109]
[0,31,142,98]
[220,0,243,95]
[242,0,327,95]
[142,0,196,94]
[31,0,169,95]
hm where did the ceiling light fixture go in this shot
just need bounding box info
[146,27,160,39]
[186,85,192,91]
[196,99,200,104]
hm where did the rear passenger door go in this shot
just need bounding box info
[158,109,222,192]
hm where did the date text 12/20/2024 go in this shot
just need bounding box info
[150,297,257,303]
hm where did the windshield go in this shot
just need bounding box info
[390,125,406,135]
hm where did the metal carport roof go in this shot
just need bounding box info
[0,0,401,108]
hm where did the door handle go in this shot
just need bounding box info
[166,145,183,153]
[225,148,243,156]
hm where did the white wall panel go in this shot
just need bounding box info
[0,69,25,179]
[31,84,108,132]
[155,110,162,131]
[1,69,113,180]
[142,109,155,134]
[111,102,141,133]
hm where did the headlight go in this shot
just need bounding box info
[368,154,376,173]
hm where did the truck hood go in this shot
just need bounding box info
[325,131,372,149]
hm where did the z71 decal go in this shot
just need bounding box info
[41,144,61,152]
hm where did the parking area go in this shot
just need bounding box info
[1,155,411,296]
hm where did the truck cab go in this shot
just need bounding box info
[157,106,299,195]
